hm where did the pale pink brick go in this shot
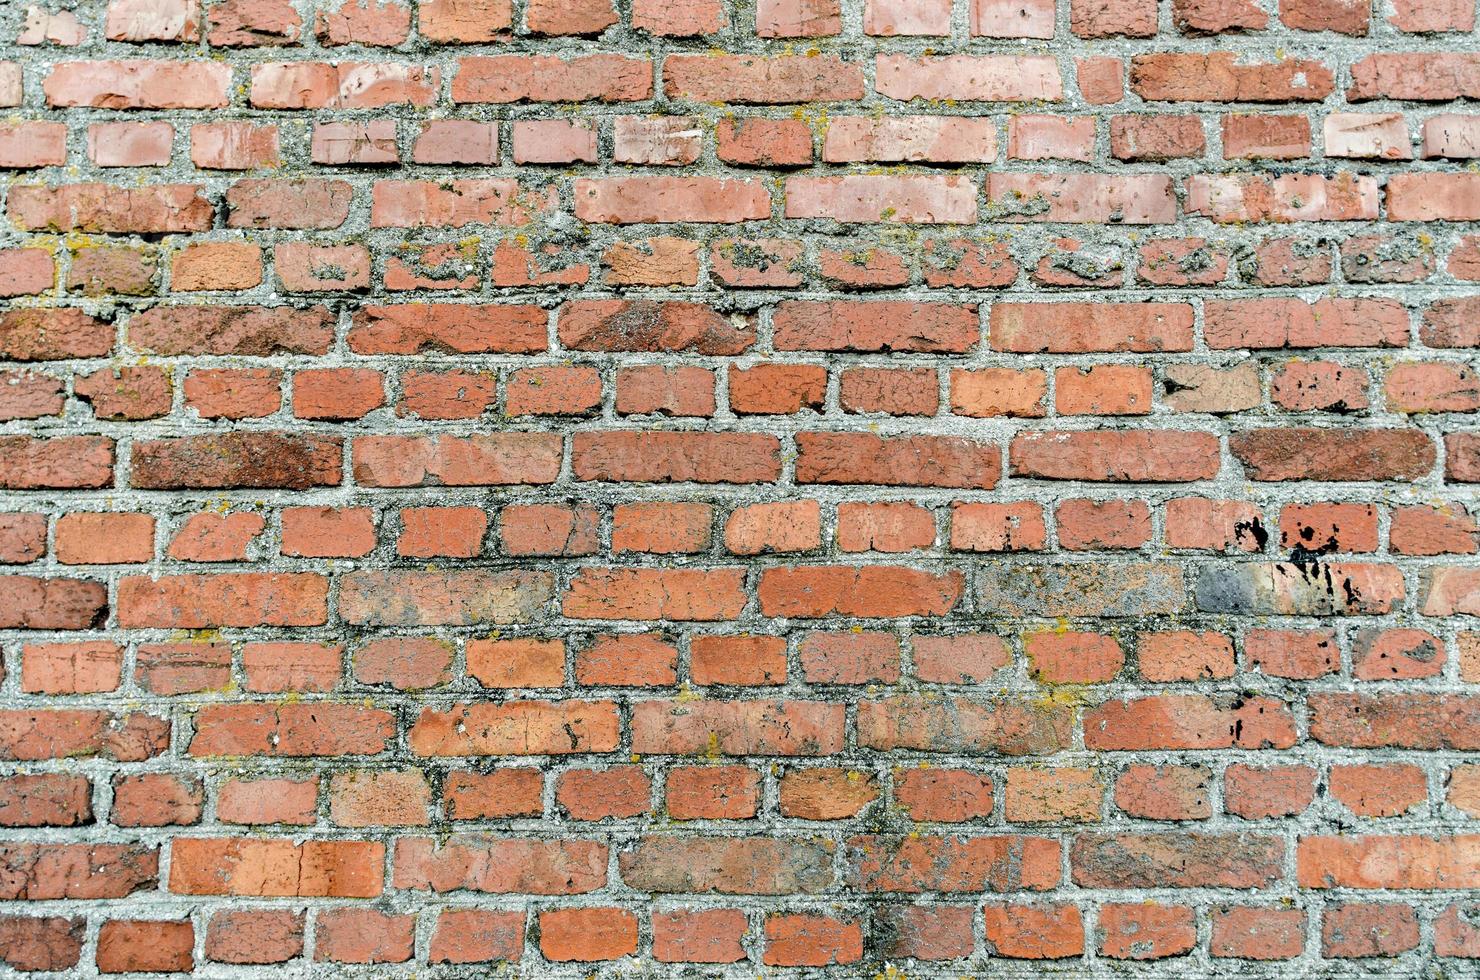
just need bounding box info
[249,62,438,109]
[311,120,399,165]
[1008,115,1096,161]
[822,116,997,163]
[973,0,1057,35]
[0,122,67,169]
[876,54,1063,101]
[786,174,978,224]
[19,7,87,45]
[1388,0,1474,30]
[88,121,174,167]
[613,116,703,165]
[865,0,952,34]
[45,60,231,109]
[0,64,20,107]
[105,0,202,41]
[413,121,500,164]
[1423,114,1480,159]
[1324,113,1411,160]
[512,120,599,164]
[191,122,281,170]
[633,0,727,34]
[756,0,842,35]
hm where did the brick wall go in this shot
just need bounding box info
[1,0,1479,973]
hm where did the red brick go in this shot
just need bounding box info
[0,576,109,629]
[983,904,1084,959]
[1085,695,1296,750]
[241,642,341,693]
[764,914,862,966]
[206,910,304,964]
[493,505,592,557]
[1322,903,1419,957]
[170,838,384,896]
[1115,765,1212,820]
[1270,360,1370,411]
[690,634,787,685]
[1011,430,1218,481]
[576,633,678,685]
[191,122,281,168]
[454,54,649,103]
[55,513,154,564]
[132,305,333,356]
[1224,114,1312,158]
[797,432,998,489]
[575,176,769,223]
[1186,173,1379,222]
[409,701,618,756]
[133,434,341,490]
[120,572,327,627]
[1138,630,1235,681]
[1076,56,1123,102]
[1099,903,1196,959]
[560,299,754,354]
[665,766,761,818]
[111,773,202,827]
[1025,631,1124,683]
[1231,429,1434,481]
[556,766,651,819]
[1132,52,1333,101]
[394,836,606,894]
[540,908,638,961]
[315,908,414,964]
[190,704,392,757]
[616,366,714,416]
[654,908,746,962]
[1210,906,1305,959]
[97,920,194,974]
[354,637,453,690]
[0,843,156,899]
[848,834,1060,892]
[136,642,230,695]
[0,774,91,827]
[0,122,67,168]
[430,909,523,964]
[632,700,843,757]
[317,0,411,44]
[863,698,1072,756]
[634,0,726,32]
[443,769,542,819]
[895,768,994,821]
[1073,833,1284,888]
[419,0,512,40]
[1111,114,1206,160]
[912,633,1011,682]
[987,174,1176,223]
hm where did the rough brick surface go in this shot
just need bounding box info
[0,0,1478,975]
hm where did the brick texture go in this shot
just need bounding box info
[0,0,1478,974]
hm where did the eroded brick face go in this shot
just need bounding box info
[0,0,1478,974]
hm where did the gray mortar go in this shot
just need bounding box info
[0,0,1478,976]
